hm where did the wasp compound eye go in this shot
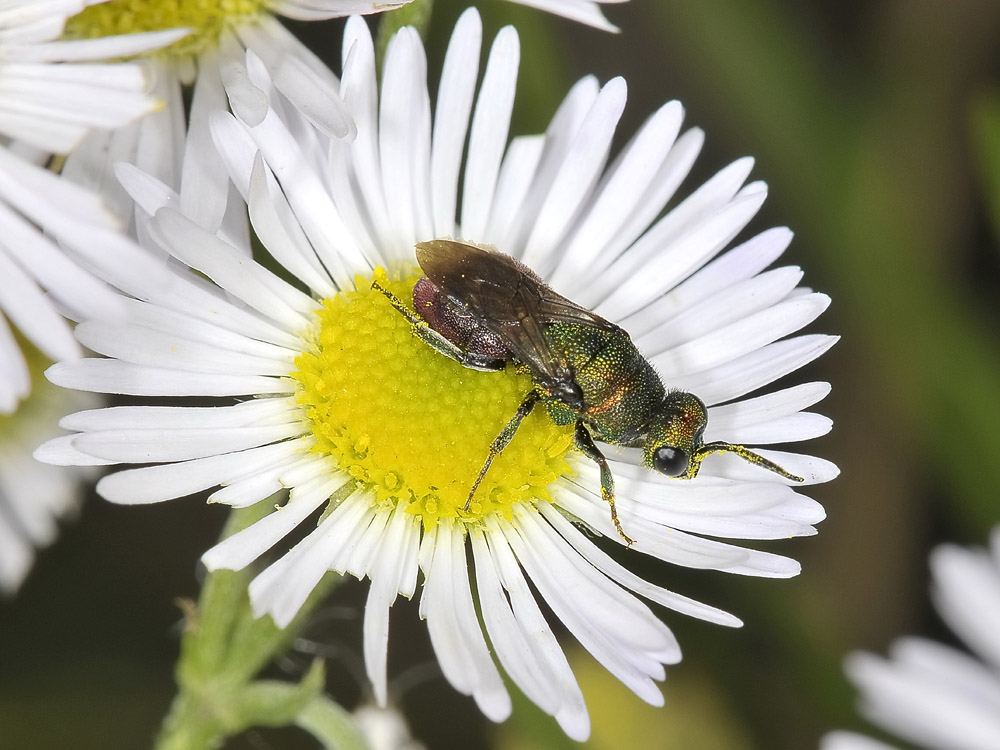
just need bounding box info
[652,446,688,476]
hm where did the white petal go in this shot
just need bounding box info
[669,334,838,406]
[650,293,830,379]
[430,7,482,238]
[363,505,416,706]
[538,503,741,627]
[202,474,343,571]
[74,423,303,463]
[421,523,511,721]
[46,359,293,398]
[460,25,519,241]
[480,526,591,740]
[521,77,627,275]
[94,437,314,504]
[931,543,1000,670]
[250,491,373,627]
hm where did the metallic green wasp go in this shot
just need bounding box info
[374,239,802,545]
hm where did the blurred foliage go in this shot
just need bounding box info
[2,1,1000,749]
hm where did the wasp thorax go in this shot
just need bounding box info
[643,391,709,477]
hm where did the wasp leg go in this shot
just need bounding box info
[573,422,634,546]
[372,280,506,372]
[686,441,804,482]
[464,391,541,511]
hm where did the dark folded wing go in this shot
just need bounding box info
[415,239,622,384]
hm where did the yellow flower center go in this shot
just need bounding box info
[64,0,267,61]
[292,268,576,531]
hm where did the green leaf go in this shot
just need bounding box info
[970,88,1000,244]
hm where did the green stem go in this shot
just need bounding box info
[154,503,347,750]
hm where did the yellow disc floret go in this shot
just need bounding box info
[292,268,576,531]
[64,0,267,61]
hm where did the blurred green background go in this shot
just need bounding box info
[3,0,1000,747]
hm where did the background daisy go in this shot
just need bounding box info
[0,0,185,597]
[0,0,184,410]
[822,529,1000,750]
[58,0,408,236]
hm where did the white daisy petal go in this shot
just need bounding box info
[47,358,292,398]
[430,7,482,239]
[471,530,559,717]
[502,512,670,706]
[250,491,375,627]
[620,225,793,335]
[650,293,831,379]
[521,77,628,274]
[820,732,900,750]
[834,528,1000,750]
[672,334,838,405]
[94,438,314,504]
[460,25,519,241]
[422,523,511,721]
[931,543,1000,672]
[499,74,600,255]
[705,382,831,435]
[596,184,768,320]
[481,526,591,740]
[363,505,419,706]
[538,503,741,627]
[549,99,685,289]
[33,433,114,467]
[202,474,343,571]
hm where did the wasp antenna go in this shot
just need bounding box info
[690,441,804,482]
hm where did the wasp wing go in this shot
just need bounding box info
[415,239,623,385]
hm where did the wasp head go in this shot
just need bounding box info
[642,391,708,478]
[642,390,806,483]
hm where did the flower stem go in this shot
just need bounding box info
[154,502,356,750]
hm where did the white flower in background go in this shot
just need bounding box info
[0,150,127,412]
[0,158,116,592]
[0,0,184,411]
[60,0,411,233]
[37,8,835,740]
[353,703,425,750]
[822,528,1000,750]
[0,0,178,593]
[0,377,98,594]
[0,0,186,156]
[821,732,898,750]
[505,0,626,32]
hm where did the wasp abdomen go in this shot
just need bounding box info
[413,277,510,360]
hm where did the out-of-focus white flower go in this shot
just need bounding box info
[0,0,186,155]
[822,528,1000,750]
[0,373,98,594]
[59,0,411,233]
[0,0,184,410]
[504,0,627,32]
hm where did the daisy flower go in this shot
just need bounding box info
[0,0,186,156]
[59,0,411,232]
[0,154,125,590]
[38,8,835,739]
[0,0,187,410]
[0,371,98,594]
[822,528,1000,750]
[505,0,626,32]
